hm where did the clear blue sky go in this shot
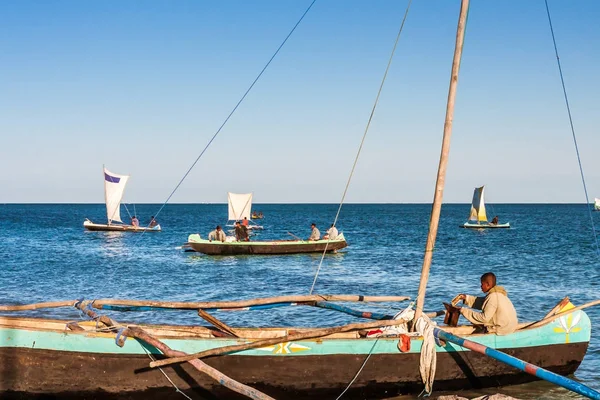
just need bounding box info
[1,1,598,203]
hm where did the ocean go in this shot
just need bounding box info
[1,203,599,399]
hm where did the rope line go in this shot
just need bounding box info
[141,0,317,237]
[335,339,380,399]
[140,343,193,400]
[309,0,413,295]
[544,0,600,257]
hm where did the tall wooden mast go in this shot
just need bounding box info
[414,0,470,322]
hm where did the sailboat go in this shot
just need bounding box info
[0,1,594,399]
[226,192,263,230]
[461,186,510,229]
[595,198,600,211]
[83,167,161,232]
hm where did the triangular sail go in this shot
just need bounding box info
[104,167,130,224]
[227,192,253,221]
[468,186,487,223]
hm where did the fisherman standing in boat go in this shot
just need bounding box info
[208,225,226,242]
[308,223,320,241]
[454,272,518,335]
[234,221,249,241]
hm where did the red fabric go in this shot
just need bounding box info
[398,334,411,352]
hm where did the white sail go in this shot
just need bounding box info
[227,192,253,221]
[104,167,130,224]
[468,186,488,223]
[595,198,600,211]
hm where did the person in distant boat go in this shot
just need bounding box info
[259,212,263,218]
[234,221,249,241]
[242,217,249,227]
[323,224,338,240]
[149,216,158,228]
[308,223,320,241]
[491,216,499,225]
[454,272,518,335]
[208,225,226,242]
[252,212,258,219]
[131,216,139,227]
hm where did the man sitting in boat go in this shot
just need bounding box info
[323,224,338,240]
[234,221,249,241]
[131,216,139,227]
[208,226,226,242]
[149,216,158,228]
[308,223,320,241]
[491,216,499,225]
[454,272,518,335]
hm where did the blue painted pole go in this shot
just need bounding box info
[434,328,600,399]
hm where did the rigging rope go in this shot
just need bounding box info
[140,0,317,233]
[544,0,600,257]
[309,0,413,295]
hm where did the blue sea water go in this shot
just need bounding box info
[1,203,599,399]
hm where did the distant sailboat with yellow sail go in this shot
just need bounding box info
[461,185,510,229]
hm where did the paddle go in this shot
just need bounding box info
[433,327,600,399]
[287,232,302,241]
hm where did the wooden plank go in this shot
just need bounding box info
[198,309,239,337]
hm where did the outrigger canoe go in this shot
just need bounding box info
[83,219,162,232]
[185,233,347,255]
[0,298,590,399]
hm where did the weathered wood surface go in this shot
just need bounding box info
[197,309,239,337]
[525,299,600,329]
[0,295,410,312]
[92,294,410,310]
[414,0,470,322]
[125,326,274,400]
[0,300,76,311]
[74,301,272,400]
[150,316,426,368]
[0,342,585,399]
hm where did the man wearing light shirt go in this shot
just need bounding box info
[454,272,518,335]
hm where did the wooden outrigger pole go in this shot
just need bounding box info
[413,0,470,322]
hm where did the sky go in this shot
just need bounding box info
[1,1,599,204]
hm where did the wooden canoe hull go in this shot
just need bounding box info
[0,310,591,399]
[83,220,162,232]
[185,236,348,255]
[0,342,588,399]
